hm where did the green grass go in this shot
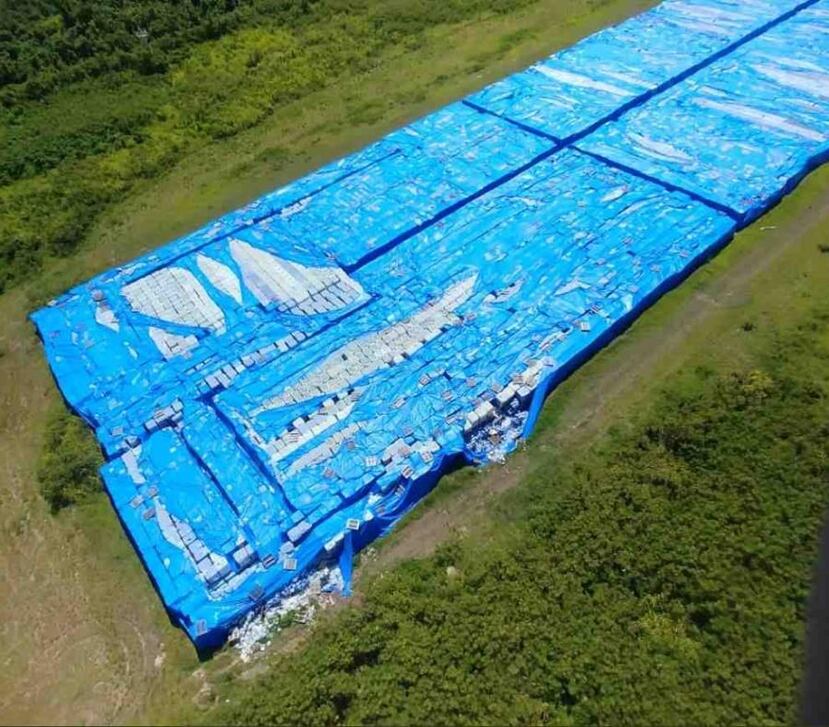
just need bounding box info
[36,406,103,512]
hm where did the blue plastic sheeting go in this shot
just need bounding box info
[30,0,829,647]
[579,1,829,222]
[466,0,814,142]
[40,149,735,646]
[32,103,552,457]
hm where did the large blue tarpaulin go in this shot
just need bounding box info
[466,0,817,141]
[32,0,829,647]
[578,2,829,221]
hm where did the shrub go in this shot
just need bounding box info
[37,406,103,512]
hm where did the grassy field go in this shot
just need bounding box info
[0,1,660,723]
[2,0,828,723]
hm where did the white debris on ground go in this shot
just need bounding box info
[228,565,345,662]
[360,546,378,564]
[465,399,528,464]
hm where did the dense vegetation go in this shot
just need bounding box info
[215,304,829,724]
[0,0,535,293]
[37,406,102,512]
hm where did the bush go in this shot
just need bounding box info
[37,406,103,512]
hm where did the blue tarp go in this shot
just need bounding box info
[578,2,829,221]
[31,0,829,647]
[466,0,816,141]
